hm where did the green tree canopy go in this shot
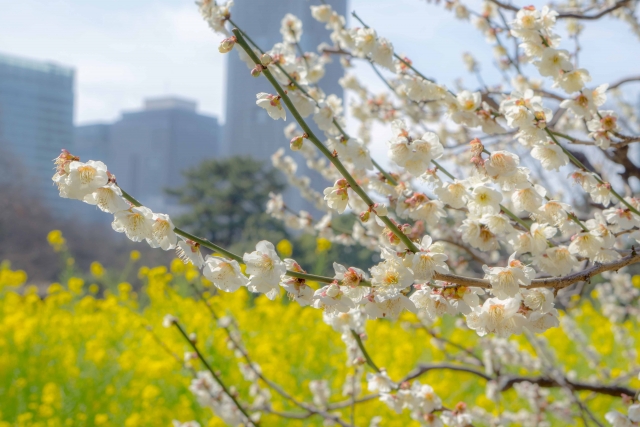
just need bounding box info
[166,156,288,252]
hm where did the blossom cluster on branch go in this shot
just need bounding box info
[51,0,640,424]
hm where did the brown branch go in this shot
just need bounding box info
[400,363,638,399]
[557,0,632,20]
[327,394,379,410]
[487,0,518,12]
[525,251,640,289]
[421,325,485,366]
[435,251,640,289]
[439,238,491,265]
[401,363,493,383]
[610,75,640,89]
[499,376,637,397]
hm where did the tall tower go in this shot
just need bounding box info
[222,0,347,212]
[0,52,75,217]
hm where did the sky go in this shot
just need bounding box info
[1,0,638,128]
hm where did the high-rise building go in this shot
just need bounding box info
[0,52,74,216]
[75,97,220,219]
[222,0,347,212]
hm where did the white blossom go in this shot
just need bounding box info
[243,241,287,300]
[112,206,154,242]
[203,256,248,293]
[256,93,286,121]
[55,160,109,200]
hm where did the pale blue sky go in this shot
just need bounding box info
[0,0,638,127]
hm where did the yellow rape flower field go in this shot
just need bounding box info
[0,256,638,427]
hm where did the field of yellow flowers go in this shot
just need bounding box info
[0,232,637,426]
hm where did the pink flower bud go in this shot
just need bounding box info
[218,36,236,53]
[250,66,262,78]
[336,178,348,188]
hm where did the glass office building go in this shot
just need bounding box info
[0,52,75,216]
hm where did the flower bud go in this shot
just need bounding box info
[289,135,304,151]
[218,36,236,53]
[469,138,484,157]
[250,66,262,78]
[387,232,401,246]
[260,53,273,66]
[359,211,370,222]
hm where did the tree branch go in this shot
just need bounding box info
[401,363,638,398]
[499,375,638,398]
[557,0,631,20]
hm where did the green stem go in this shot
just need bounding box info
[431,160,455,180]
[500,205,531,231]
[230,19,401,189]
[119,187,347,285]
[172,321,256,426]
[233,28,419,253]
[545,128,640,216]
[372,159,398,186]
[350,330,380,373]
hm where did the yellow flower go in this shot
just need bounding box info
[68,277,84,294]
[170,258,185,275]
[91,261,105,278]
[0,258,636,427]
[316,237,332,253]
[276,239,293,257]
[130,250,141,261]
[48,283,64,294]
[47,230,66,251]
[185,269,200,282]
[118,282,132,297]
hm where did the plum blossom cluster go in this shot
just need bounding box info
[52,146,569,348]
[55,0,640,345]
[53,0,640,424]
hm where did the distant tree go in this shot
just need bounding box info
[167,156,288,252]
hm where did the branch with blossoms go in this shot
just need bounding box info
[47,0,640,425]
